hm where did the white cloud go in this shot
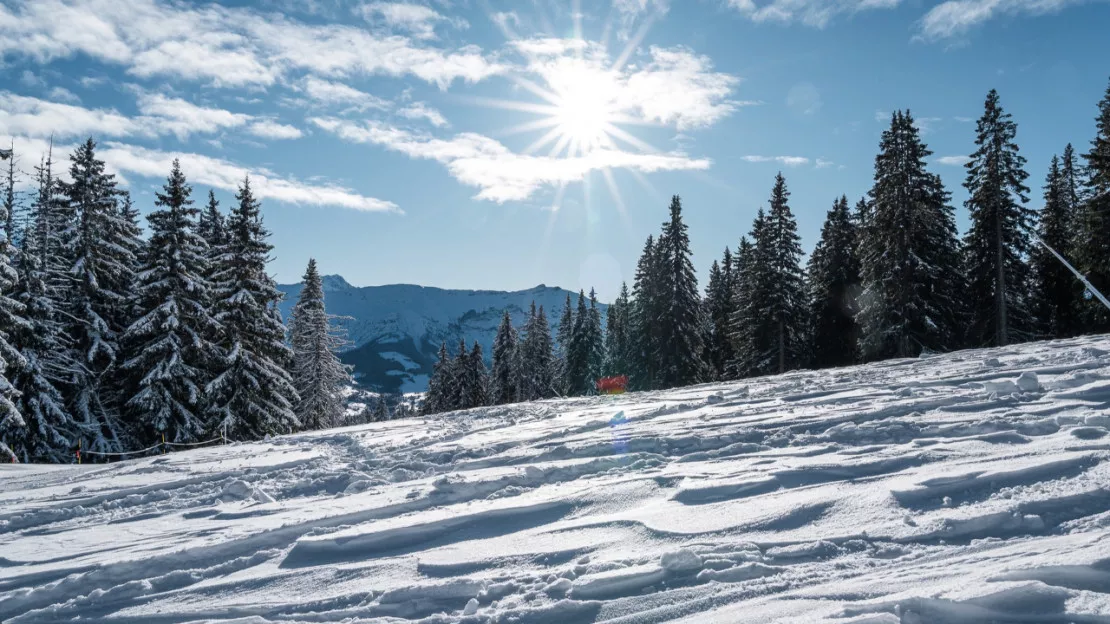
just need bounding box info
[0,0,504,89]
[917,0,1097,40]
[312,118,711,202]
[0,92,145,139]
[136,92,250,139]
[727,0,902,28]
[300,77,391,110]
[936,155,971,166]
[398,102,449,127]
[816,158,834,168]
[357,2,464,40]
[47,86,81,104]
[742,155,810,166]
[248,120,303,140]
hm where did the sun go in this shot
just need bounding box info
[546,62,620,153]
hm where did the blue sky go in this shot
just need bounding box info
[2,0,1108,302]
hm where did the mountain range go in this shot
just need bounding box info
[277,276,607,394]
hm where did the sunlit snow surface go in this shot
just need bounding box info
[5,338,1110,623]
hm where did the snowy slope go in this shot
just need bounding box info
[276,277,605,394]
[4,337,1110,623]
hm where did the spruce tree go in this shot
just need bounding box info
[565,290,592,396]
[808,195,861,368]
[58,138,138,455]
[5,147,73,462]
[0,156,28,463]
[518,303,555,401]
[725,236,753,379]
[962,89,1035,347]
[704,249,736,379]
[459,341,489,409]
[586,288,605,389]
[121,160,221,445]
[629,236,660,391]
[604,283,632,377]
[555,294,575,394]
[208,177,299,440]
[375,396,390,422]
[450,338,468,409]
[198,190,228,249]
[289,258,352,431]
[422,342,452,415]
[858,111,964,360]
[1031,153,1083,338]
[1076,78,1110,331]
[654,196,706,388]
[490,310,519,405]
[2,142,19,246]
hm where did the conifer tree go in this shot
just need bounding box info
[808,195,861,368]
[654,196,706,388]
[565,290,592,396]
[704,248,737,379]
[58,138,138,454]
[604,283,632,377]
[289,258,352,431]
[449,338,468,409]
[1031,153,1083,338]
[2,142,19,246]
[555,294,575,394]
[725,237,753,379]
[0,155,28,462]
[121,160,221,445]
[5,147,72,462]
[208,177,299,440]
[375,396,390,422]
[198,190,228,249]
[1076,78,1110,331]
[422,342,452,415]
[962,89,1035,347]
[518,303,555,401]
[490,310,519,405]
[452,340,488,409]
[629,236,660,390]
[858,111,964,360]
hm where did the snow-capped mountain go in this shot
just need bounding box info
[277,276,606,393]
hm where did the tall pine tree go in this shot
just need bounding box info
[58,138,138,454]
[422,342,452,415]
[289,258,352,431]
[121,160,222,445]
[1075,78,1110,331]
[0,150,28,462]
[654,196,706,388]
[490,310,519,405]
[208,177,299,440]
[604,283,632,377]
[962,89,1034,347]
[858,111,964,360]
[555,294,575,394]
[629,236,660,391]
[808,195,861,368]
[704,249,736,379]
[517,303,555,401]
[1031,152,1083,339]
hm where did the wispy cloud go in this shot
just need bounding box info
[299,77,391,110]
[248,120,303,140]
[0,0,504,89]
[726,0,902,28]
[398,102,449,127]
[0,92,144,139]
[135,92,251,139]
[742,155,810,166]
[311,118,711,202]
[356,2,466,40]
[936,155,971,166]
[917,0,1096,41]
[816,158,835,168]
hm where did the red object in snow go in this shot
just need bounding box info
[597,376,628,394]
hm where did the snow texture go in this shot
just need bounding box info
[4,337,1110,622]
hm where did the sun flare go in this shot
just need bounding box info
[547,63,619,153]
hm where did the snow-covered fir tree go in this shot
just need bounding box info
[724,237,753,379]
[5,147,73,462]
[208,177,299,440]
[517,303,555,401]
[629,236,661,390]
[490,310,519,405]
[653,196,706,389]
[586,288,605,388]
[1076,78,1110,331]
[730,176,809,376]
[0,156,28,462]
[1031,151,1084,339]
[289,258,352,431]
[565,289,605,395]
[704,248,736,379]
[58,138,139,455]
[198,191,228,249]
[808,195,861,368]
[454,340,488,410]
[603,283,632,377]
[554,294,574,395]
[121,160,221,446]
[422,342,452,415]
[858,111,965,360]
[962,89,1035,348]
[2,142,19,246]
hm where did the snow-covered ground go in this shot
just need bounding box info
[4,337,1110,623]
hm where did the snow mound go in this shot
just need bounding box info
[4,337,1110,622]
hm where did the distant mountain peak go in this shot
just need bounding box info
[321,274,353,291]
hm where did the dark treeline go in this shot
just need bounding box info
[0,140,353,462]
[425,79,1110,413]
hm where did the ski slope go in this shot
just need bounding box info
[4,337,1110,623]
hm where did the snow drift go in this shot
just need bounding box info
[3,337,1110,622]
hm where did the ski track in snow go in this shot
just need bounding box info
[4,338,1110,623]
